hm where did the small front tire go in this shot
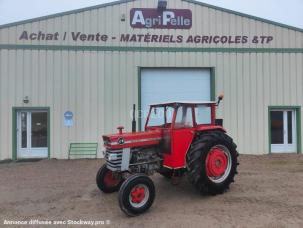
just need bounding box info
[118,174,155,216]
[96,164,123,193]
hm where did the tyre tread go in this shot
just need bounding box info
[187,131,239,195]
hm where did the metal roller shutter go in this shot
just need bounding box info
[140,68,211,127]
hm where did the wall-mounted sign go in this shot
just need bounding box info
[64,111,74,127]
[18,30,274,45]
[17,7,275,46]
[130,8,192,29]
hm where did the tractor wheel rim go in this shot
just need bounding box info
[206,145,232,183]
[104,170,120,187]
[129,184,149,208]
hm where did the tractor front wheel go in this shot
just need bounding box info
[186,131,239,195]
[118,174,155,216]
[96,164,123,193]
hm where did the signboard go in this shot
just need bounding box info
[16,7,275,46]
[130,8,192,29]
[64,111,73,127]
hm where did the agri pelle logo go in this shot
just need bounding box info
[130,8,192,29]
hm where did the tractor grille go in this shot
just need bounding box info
[105,149,123,171]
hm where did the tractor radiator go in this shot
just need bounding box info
[105,148,130,171]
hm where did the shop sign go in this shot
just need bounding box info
[130,8,192,29]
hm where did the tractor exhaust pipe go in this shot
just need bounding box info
[216,94,224,126]
[132,104,136,132]
[217,93,224,106]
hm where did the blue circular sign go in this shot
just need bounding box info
[64,111,73,120]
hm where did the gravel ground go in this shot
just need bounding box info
[0,155,303,228]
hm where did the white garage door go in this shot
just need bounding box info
[140,68,211,127]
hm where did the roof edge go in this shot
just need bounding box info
[183,0,303,33]
[0,0,134,29]
[0,0,302,33]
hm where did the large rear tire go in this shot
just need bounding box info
[96,164,123,193]
[118,174,155,216]
[186,131,239,195]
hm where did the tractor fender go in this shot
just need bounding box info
[195,125,226,134]
[185,126,226,158]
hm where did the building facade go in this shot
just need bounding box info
[0,0,302,160]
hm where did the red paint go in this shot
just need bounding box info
[195,125,225,132]
[103,102,227,169]
[211,104,216,125]
[103,130,162,150]
[206,147,228,177]
[163,128,195,168]
[130,186,146,203]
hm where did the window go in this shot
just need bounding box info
[271,111,284,144]
[195,105,211,125]
[175,106,193,128]
[147,106,174,127]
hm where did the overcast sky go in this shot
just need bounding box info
[0,0,302,28]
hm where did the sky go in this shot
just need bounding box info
[0,0,302,29]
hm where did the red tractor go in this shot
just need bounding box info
[96,96,239,216]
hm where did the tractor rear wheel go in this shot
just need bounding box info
[186,131,239,195]
[118,174,155,216]
[96,164,123,193]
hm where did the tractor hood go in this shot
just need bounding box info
[102,129,162,150]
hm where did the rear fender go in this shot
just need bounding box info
[183,126,227,166]
[195,125,226,134]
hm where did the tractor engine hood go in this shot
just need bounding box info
[102,130,162,150]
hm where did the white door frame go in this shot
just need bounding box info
[270,109,297,153]
[16,109,49,159]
